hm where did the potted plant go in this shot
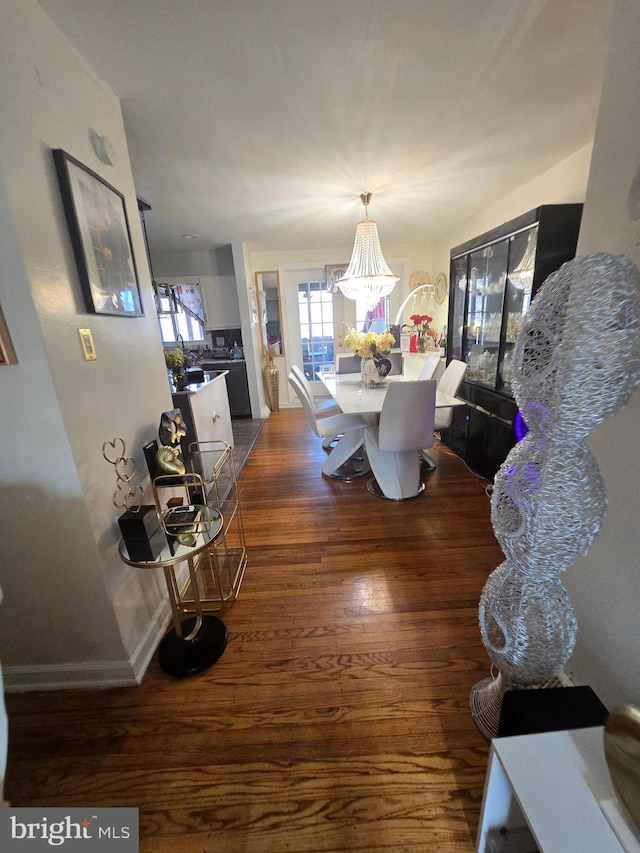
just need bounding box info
[164,347,186,372]
[164,348,187,388]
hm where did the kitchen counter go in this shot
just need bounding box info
[199,359,245,367]
[170,370,228,395]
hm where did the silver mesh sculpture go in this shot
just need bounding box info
[470,253,640,739]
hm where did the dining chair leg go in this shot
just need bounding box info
[420,449,437,470]
[321,430,369,479]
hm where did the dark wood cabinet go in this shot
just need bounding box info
[442,204,583,481]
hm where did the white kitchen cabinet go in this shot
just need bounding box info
[199,275,240,329]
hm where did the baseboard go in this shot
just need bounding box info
[4,600,171,693]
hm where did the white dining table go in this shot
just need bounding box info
[317,371,466,418]
[317,371,466,472]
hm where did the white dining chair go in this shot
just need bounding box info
[291,364,342,416]
[364,379,437,500]
[417,355,441,380]
[434,359,468,430]
[288,372,370,480]
[290,363,344,452]
[421,358,468,470]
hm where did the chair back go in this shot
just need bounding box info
[388,351,403,375]
[288,372,322,437]
[438,359,467,397]
[417,355,440,380]
[336,354,361,374]
[378,380,437,452]
[291,364,313,402]
[435,359,468,429]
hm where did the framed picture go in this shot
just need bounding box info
[325,264,348,294]
[0,305,17,365]
[53,149,143,317]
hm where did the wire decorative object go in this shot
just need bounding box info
[102,436,144,511]
[471,253,640,739]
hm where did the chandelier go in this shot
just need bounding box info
[335,192,399,308]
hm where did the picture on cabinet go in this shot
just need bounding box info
[53,149,143,317]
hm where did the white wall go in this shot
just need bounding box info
[430,144,593,281]
[152,244,236,278]
[0,0,174,689]
[562,0,640,707]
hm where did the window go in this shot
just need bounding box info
[356,295,389,333]
[298,281,335,380]
[156,282,205,344]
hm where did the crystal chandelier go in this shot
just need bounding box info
[335,192,399,308]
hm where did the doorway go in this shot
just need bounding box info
[281,261,407,388]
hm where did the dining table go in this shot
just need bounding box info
[316,370,466,469]
[317,371,465,418]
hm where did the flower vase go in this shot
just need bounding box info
[262,356,279,411]
[361,356,379,388]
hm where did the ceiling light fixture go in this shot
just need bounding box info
[335,192,399,309]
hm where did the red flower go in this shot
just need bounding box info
[410,313,433,327]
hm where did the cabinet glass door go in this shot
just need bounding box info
[449,255,468,361]
[465,239,508,387]
[498,226,538,393]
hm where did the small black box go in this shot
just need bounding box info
[118,505,164,562]
[497,686,609,738]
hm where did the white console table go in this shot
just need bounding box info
[476,727,640,852]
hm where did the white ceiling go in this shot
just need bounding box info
[37,0,615,256]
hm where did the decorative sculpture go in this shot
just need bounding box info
[102,436,144,511]
[470,253,640,739]
[156,408,187,475]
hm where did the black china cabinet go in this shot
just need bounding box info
[442,204,583,480]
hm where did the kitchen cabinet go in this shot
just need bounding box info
[443,204,583,480]
[201,360,251,418]
[199,275,241,329]
[171,372,234,449]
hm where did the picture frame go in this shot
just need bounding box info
[53,149,143,317]
[0,305,18,365]
[325,263,348,294]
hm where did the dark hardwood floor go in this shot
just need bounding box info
[5,409,502,852]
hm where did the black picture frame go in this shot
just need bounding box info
[53,149,143,316]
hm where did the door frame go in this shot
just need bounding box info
[280,259,409,403]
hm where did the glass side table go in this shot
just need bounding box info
[118,504,227,677]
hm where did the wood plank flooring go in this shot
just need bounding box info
[5,409,503,852]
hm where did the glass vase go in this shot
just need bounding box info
[361,356,381,388]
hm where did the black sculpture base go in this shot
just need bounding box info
[158,615,227,677]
